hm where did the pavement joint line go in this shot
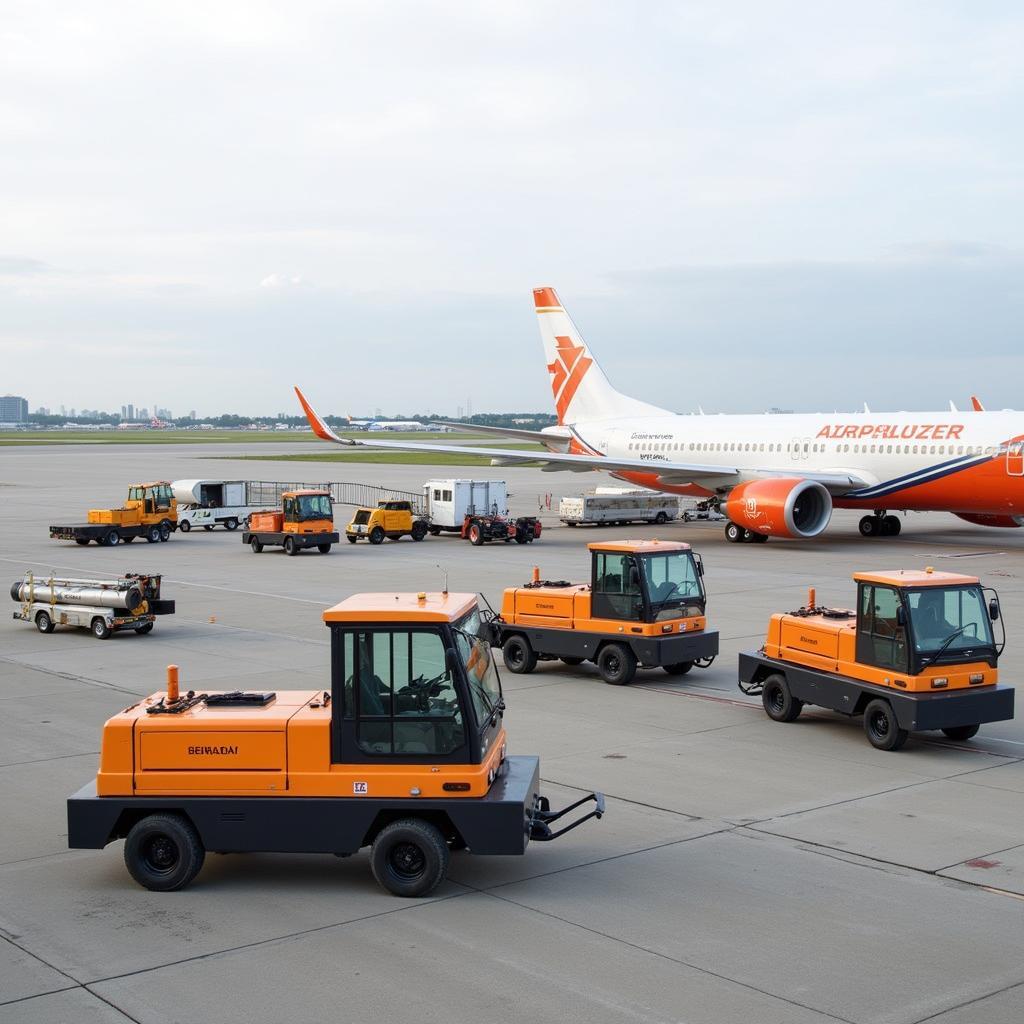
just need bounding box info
[474,888,856,1024]
[908,975,1024,1024]
[0,657,145,697]
[62,887,474,990]
[82,987,144,1023]
[0,750,98,769]
[0,931,85,1006]
[932,838,1024,875]
[539,776,707,821]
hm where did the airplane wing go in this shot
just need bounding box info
[295,388,869,491]
[434,421,572,444]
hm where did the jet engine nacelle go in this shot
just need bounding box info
[724,478,833,538]
[954,512,1024,529]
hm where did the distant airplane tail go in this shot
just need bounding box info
[533,287,670,425]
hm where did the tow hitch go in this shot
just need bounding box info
[529,791,605,841]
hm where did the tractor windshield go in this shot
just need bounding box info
[638,550,705,620]
[453,608,503,728]
[906,586,994,661]
[296,494,332,520]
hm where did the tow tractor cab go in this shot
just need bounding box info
[242,489,339,555]
[49,482,177,546]
[68,592,603,897]
[739,569,1015,750]
[493,540,719,685]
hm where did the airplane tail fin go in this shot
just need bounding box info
[533,287,670,424]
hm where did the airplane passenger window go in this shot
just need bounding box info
[886,445,892,453]
[939,446,945,454]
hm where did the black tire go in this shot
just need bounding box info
[91,617,112,640]
[428,526,441,536]
[725,522,744,543]
[655,510,668,524]
[369,527,385,545]
[411,521,428,542]
[75,538,90,545]
[105,529,120,547]
[178,520,191,533]
[663,661,693,676]
[122,535,134,543]
[859,516,878,538]
[159,523,171,542]
[225,518,239,531]
[146,525,161,543]
[284,536,299,556]
[761,673,803,722]
[35,611,55,634]
[863,698,908,751]
[502,635,537,674]
[561,656,585,666]
[123,813,205,892]
[347,535,358,543]
[597,643,637,685]
[751,532,769,543]
[742,529,758,543]
[203,525,214,532]
[884,515,901,536]
[370,818,449,898]
[135,621,155,634]
[941,723,980,741]
[250,537,263,553]
[317,543,332,554]
[468,522,484,546]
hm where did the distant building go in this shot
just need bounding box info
[1,395,29,421]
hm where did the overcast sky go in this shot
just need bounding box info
[2,2,1023,417]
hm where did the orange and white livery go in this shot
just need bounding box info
[296,287,1024,542]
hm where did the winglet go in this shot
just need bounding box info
[971,395,985,412]
[294,386,346,443]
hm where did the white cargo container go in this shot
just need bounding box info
[422,479,509,532]
[559,492,679,527]
[172,480,254,532]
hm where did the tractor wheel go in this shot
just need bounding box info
[250,537,263,553]
[91,617,112,640]
[158,523,171,542]
[663,661,693,676]
[502,635,537,674]
[105,530,120,547]
[146,525,161,543]
[35,611,56,634]
[124,813,205,892]
[178,520,191,533]
[347,535,358,543]
[428,526,441,536]
[75,538,90,545]
[411,521,428,541]
[225,518,239,531]
[135,621,155,635]
[597,643,637,686]
[468,522,484,546]
[724,522,744,543]
[317,543,332,554]
[122,535,134,543]
[370,818,449,898]
[369,527,385,545]
[761,673,803,722]
[863,698,908,751]
[284,536,299,556]
[941,724,980,741]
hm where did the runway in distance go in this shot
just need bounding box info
[295,287,1024,542]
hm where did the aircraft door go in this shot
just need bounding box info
[1006,439,1024,477]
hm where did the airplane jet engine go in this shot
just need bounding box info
[724,478,832,539]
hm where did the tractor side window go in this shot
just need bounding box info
[858,585,908,671]
[592,552,642,621]
[283,497,297,521]
[354,630,463,756]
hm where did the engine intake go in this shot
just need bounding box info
[724,478,832,539]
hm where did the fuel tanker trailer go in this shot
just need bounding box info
[11,572,175,639]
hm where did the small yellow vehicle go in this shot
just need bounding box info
[49,482,177,546]
[739,569,1015,749]
[347,500,429,544]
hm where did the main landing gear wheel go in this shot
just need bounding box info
[502,635,537,674]
[761,673,803,722]
[883,515,901,536]
[370,818,449,898]
[124,813,205,892]
[597,643,637,686]
[724,522,745,543]
[863,698,908,751]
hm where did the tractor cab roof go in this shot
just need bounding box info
[853,569,980,589]
[136,481,172,488]
[283,489,331,498]
[323,592,479,625]
[587,539,692,555]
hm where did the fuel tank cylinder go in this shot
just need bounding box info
[11,579,144,611]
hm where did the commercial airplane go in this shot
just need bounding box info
[295,287,1024,542]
